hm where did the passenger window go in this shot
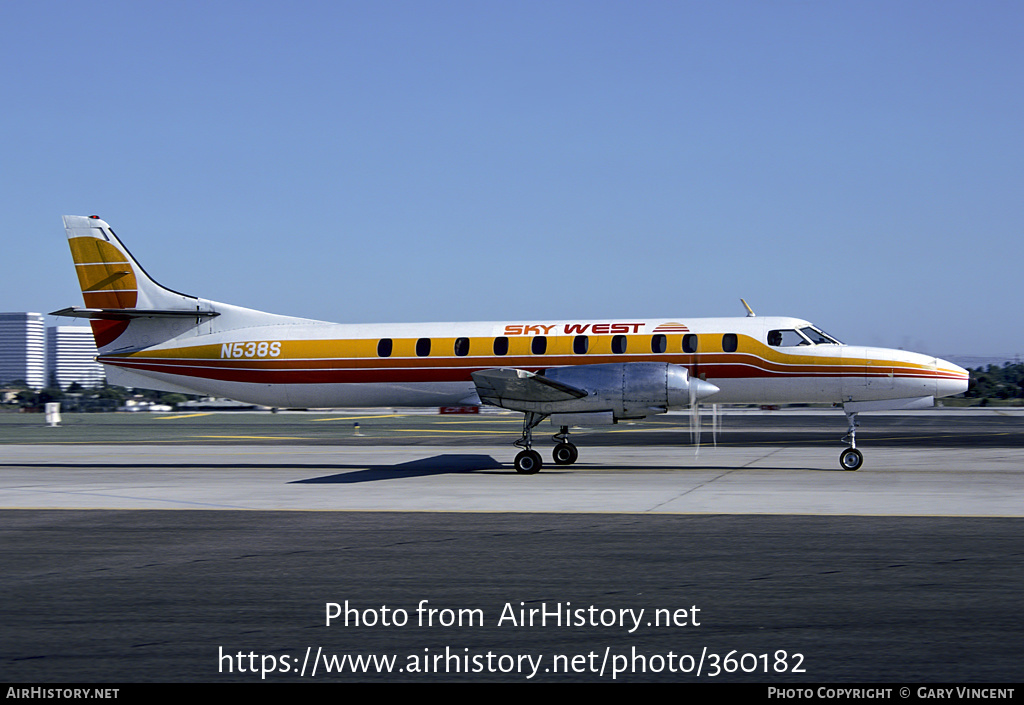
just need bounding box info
[531,336,547,355]
[683,334,698,353]
[612,335,627,354]
[722,333,738,353]
[573,335,589,354]
[454,337,470,357]
[377,338,392,358]
[493,337,509,356]
[651,334,667,353]
[416,338,431,357]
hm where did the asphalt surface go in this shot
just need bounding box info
[2,409,1022,683]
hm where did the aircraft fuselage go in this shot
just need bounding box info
[95,314,967,410]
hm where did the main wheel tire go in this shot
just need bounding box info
[514,450,543,474]
[552,442,579,466]
[840,448,863,471]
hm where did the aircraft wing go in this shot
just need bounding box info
[471,368,588,407]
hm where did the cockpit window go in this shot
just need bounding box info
[800,326,842,345]
[768,327,844,347]
[767,329,810,346]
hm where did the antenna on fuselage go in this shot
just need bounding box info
[740,298,756,317]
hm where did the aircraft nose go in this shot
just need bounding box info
[933,358,969,398]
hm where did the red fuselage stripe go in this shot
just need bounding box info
[99,354,967,385]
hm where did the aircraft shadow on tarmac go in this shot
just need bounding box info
[0,454,835,480]
[289,454,844,482]
[292,454,512,483]
[0,454,513,480]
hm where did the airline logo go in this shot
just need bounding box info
[69,236,138,309]
[653,322,690,333]
[67,235,139,347]
[504,323,646,336]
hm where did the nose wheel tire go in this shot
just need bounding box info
[552,442,579,466]
[840,448,863,471]
[514,450,543,474]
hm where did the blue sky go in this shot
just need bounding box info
[3,1,1021,359]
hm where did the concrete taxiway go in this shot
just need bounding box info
[1,444,1022,516]
[2,408,1023,515]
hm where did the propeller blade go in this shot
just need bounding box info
[688,376,718,455]
[690,382,701,453]
[712,403,719,448]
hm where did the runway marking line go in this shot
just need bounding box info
[392,429,509,434]
[436,419,522,425]
[190,435,313,440]
[313,414,406,421]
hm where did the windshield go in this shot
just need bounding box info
[767,326,843,347]
[800,326,842,345]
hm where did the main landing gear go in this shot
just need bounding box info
[840,409,864,471]
[513,412,545,474]
[552,425,579,466]
[513,415,579,474]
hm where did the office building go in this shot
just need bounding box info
[47,326,106,389]
[0,312,46,389]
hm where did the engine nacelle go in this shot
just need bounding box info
[472,362,720,420]
[543,362,714,419]
[472,362,718,420]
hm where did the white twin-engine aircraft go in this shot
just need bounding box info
[53,215,969,473]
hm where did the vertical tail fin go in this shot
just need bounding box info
[55,215,213,350]
[63,215,199,310]
[65,215,142,311]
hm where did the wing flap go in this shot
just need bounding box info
[471,368,588,407]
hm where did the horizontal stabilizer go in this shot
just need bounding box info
[472,368,588,407]
[50,307,220,321]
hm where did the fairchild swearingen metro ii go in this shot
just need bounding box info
[52,215,969,473]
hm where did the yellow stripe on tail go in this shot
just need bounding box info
[68,236,139,309]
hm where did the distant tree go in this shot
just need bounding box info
[15,389,38,407]
[37,386,64,405]
[160,393,189,407]
[965,362,1024,400]
[93,384,129,404]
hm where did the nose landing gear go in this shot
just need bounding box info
[840,447,863,471]
[840,409,864,471]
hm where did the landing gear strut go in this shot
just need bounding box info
[513,412,547,474]
[552,425,579,465]
[840,409,864,471]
